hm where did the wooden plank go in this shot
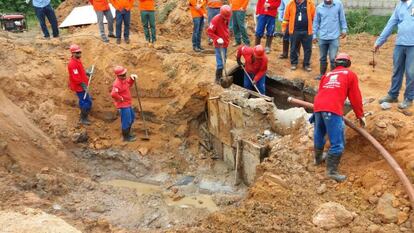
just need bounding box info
[217,100,232,146]
[229,103,244,129]
[207,98,219,137]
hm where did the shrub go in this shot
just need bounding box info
[157,2,177,24]
[346,8,391,35]
[0,0,62,15]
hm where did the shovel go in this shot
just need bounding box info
[240,65,264,96]
[133,79,150,141]
[83,65,95,99]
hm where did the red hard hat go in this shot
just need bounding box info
[335,53,351,62]
[114,66,127,76]
[241,46,253,56]
[69,44,81,53]
[254,45,265,58]
[220,5,232,20]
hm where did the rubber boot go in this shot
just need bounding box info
[326,154,346,182]
[316,63,327,80]
[127,127,136,137]
[215,68,223,84]
[265,36,273,54]
[122,129,136,142]
[79,110,91,125]
[279,40,289,59]
[314,148,325,165]
[255,36,261,46]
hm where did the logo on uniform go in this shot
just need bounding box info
[73,69,79,75]
[323,74,341,89]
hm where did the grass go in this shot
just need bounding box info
[346,8,392,35]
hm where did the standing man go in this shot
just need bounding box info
[207,5,232,83]
[190,0,207,52]
[313,0,347,80]
[111,66,138,142]
[282,0,315,71]
[312,53,365,182]
[255,0,281,54]
[110,0,134,44]
[374,0,414,109]
[277,0,290,59]
[207,0,223,44]
[139,0,156,47]
[229,0,250,46]
[28,0,59,39]
[237,45,268,94]
[67,44,92,125]
[89,0,115,43]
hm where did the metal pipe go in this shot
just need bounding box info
[287,97,414,209]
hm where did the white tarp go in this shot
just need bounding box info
[59,4,116,28]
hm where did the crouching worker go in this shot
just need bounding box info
[236,45,268,95]
[312,53,365,182]
[110,66,137,142]
[68,44,92,125]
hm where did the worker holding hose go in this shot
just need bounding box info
[236,45,268,95]
[311,53,365,182]
[110,66,138,142]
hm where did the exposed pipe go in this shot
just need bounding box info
[287,97,414,209]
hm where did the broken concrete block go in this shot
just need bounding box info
[223,144,235,170]
[312,202,354,230]
[376,193,398,224]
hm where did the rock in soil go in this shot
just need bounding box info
[312,202,354,230]
[376,193,398,224]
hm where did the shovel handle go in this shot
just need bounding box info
[241,65,264,96]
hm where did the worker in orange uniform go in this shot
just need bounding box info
[138,0,156,47]
[229,0,250,46]
[282,0,315,71]
[311,53,365,182]
[207,5,232,83]
[189,0,207,52]
[110,66,138,142]
[206,0,223,45]
[110,0,134,44]
[89,0,115,43]
[67,44,92,125]
[237,45,268,94]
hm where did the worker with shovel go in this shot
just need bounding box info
[207,5,232,84]
[111,66,138,142]
[236,45,268,95]
[311,53,365,182]
[68,44,93,125]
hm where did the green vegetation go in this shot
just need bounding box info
[0,0,62,16]
[346,8,391,35]
[157,2,177,24]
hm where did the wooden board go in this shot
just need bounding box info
[208,98,219,138]
[229,103,244,129]
[217,100,232,146]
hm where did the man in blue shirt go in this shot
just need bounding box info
[375,0,414,109]
[28,0,59,38]
[313,0,347,80]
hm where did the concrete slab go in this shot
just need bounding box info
[218,100,232,146]
[208,98,219,138]
[223,144,235,170]
[59,5,116,28]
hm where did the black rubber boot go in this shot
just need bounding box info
[326,154,346,182]
[255,36,261,46]
[316,63,328,80]
[314,148,325,165]
[127,127,136,137]
[265,36,273,54]
[279,40,289,59]
[215,68,223,84]
[79,110,91,125]
[122,129,136,142]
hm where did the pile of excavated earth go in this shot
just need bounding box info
[0,0,414,232]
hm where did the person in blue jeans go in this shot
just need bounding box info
[375,0,414,109]
[29,0,59,38]
[313,0,347,80]
[115,9,131,44]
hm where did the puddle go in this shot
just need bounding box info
[103,179,219,212]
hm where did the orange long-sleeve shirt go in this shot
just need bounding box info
[189,0,207,18]
[139,0,155,11]
[110,0,135,11]
[89,0,110,11]
[282,0,315,35]
[207,0,223,8]
[229,0,249,11]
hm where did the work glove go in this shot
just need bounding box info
[130,74,138,81]
[358,117,366,128]
[217,38,224,45]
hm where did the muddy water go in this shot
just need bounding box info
[103,180,219,212]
